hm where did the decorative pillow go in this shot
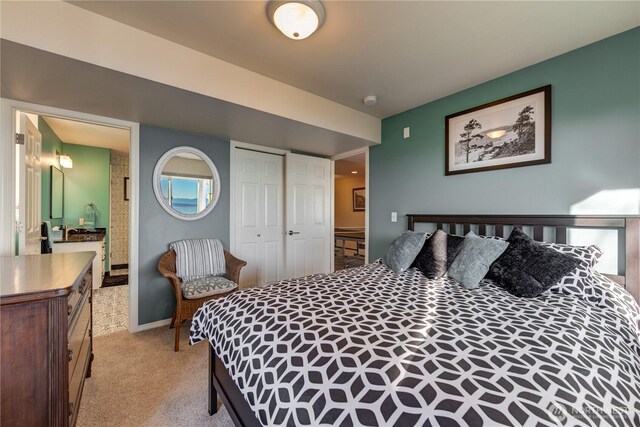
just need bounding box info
[487,228,581,298]
[170,238,226,280]
[181,275,237,299]
[448,232,509,290]
[539,242,603,303]
[382,231,428,273]
[412,230,465,279]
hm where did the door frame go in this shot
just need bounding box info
[331,147,370,265]
[1,98,141,333]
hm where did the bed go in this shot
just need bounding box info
[190,215,640,426]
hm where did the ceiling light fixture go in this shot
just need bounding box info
[363,95,378,106]
[487,130,507,139]
[267,0,325,40]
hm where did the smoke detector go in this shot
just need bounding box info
[363,95,378,106]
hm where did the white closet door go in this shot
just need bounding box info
[285,153,331,279]
[234,149,283,287]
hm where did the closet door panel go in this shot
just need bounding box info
[234,149,284,287]
[285,153,331,279]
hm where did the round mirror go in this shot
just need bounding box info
[152,146,221,220]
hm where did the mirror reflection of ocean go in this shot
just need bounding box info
[173,202,198,214]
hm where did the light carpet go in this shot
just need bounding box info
[77,326,235,427]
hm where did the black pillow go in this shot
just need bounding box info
[487,228,581,298]
[412,230,465,279]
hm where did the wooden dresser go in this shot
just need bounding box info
[1,252,95,427]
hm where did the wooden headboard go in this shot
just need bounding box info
[407,214,640,303]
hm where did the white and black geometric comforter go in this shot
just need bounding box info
[190,261,640,427]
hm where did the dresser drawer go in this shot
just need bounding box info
[68,270,92,322]
[68,326,91,426]
[68,291,91,382]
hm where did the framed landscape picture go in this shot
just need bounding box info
[352,187,365,211]
[445,85,551,175]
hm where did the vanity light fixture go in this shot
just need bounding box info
[58,152,73,169]
[267,0,325,40]
[487,130,507,139]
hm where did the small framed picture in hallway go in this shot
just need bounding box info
[352,187,365,211]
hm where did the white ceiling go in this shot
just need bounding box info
[71,1,639,119]
[42,116,130,153]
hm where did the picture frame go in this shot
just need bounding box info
[352,187,365,211]
[445,85,551,175]
[124,177,130,201]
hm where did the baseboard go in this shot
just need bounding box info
[111,263,128,270]
[133,318,172,332]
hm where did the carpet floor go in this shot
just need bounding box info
[77,326,235,427]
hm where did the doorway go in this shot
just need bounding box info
[2,99,141,333]
[14,112,132,336]
[333,150,368,271]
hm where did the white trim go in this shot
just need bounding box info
[135,317,172,332]
[0,98,142,333]
[331,147,370,264]
[330,160,335,272]
[128,123,140,333]
[152,146,221,221]
[331,147,369,161]
[0,101,17,257]
[364,149,370,264]
[229,144,237,255]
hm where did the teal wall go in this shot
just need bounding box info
[138,125,230,325]
[370,28,640,259]
[62,143,111,270]
[39,117,64,227]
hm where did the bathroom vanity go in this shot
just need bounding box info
[53,229,106,290]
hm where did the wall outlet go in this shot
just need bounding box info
[403,127,410,139]
[391,212,398,222]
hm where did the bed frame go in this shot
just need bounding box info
[207,214,640,425]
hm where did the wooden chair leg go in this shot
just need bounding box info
[174,317,181,352]
[169,311,176,329]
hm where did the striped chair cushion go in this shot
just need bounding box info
[169,239,226,281]
[181,276,237,299]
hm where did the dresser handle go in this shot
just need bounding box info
[68,348,74,361]
[67,304,72,315]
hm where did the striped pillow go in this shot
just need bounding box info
[169,239,226,281]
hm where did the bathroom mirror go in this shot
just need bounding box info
[152,146,221,220]
[51,166,64,219]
